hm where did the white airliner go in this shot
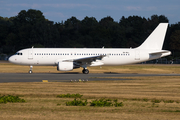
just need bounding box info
[9,23,171,74]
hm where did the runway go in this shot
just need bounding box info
[0,73,180,83]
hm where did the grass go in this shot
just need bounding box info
[0,62,180,119]
[0,95,26,103]
[1,62,180,74]
[57,93,83,98]
[0,76,180,119]
[66,98,88,106]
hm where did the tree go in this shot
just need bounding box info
[170,30,180,50]
[15,9,45,24]
[119,16,148,48]
[0,9,177,59]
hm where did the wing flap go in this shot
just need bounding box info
[73,55,106,63]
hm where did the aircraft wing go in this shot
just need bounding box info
[62,55,106,66]
[73,55,106,62]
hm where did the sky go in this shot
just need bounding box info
[0,0,180,24]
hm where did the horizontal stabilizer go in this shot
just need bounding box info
[149,50,171,55]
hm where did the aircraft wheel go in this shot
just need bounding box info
[82,69,89,74]
[29,65,33,74]
[29,70,32,74]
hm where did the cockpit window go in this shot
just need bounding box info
[15,52,23,55]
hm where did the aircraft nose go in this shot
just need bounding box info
[8,56,13,63]
[8,56,16,63]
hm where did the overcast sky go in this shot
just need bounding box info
[0,0,180,24]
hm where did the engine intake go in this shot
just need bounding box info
[57,61,73,71]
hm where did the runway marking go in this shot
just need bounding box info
[42,80,48,82]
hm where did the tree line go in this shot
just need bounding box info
[0,9,180,59]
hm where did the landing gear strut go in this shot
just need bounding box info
[29,65,33,74]
[82,68,89,74]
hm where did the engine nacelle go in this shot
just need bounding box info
[57,61,73,71]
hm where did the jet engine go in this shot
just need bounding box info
[57,61,73,71]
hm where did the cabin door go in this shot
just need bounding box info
[28,50,33,59]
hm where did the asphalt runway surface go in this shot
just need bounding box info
[0,73,180,83]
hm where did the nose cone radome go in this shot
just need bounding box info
[8,56,16,64]
[8,56,12,63]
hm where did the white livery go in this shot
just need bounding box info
[9,23,171,74]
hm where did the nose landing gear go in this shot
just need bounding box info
[29,65,33,74]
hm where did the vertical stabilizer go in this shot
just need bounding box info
[136,23,168,50]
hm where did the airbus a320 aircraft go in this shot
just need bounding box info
[9,23,171,74]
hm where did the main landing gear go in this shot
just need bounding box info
[82,68,89,74]
[29,65,33,74]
